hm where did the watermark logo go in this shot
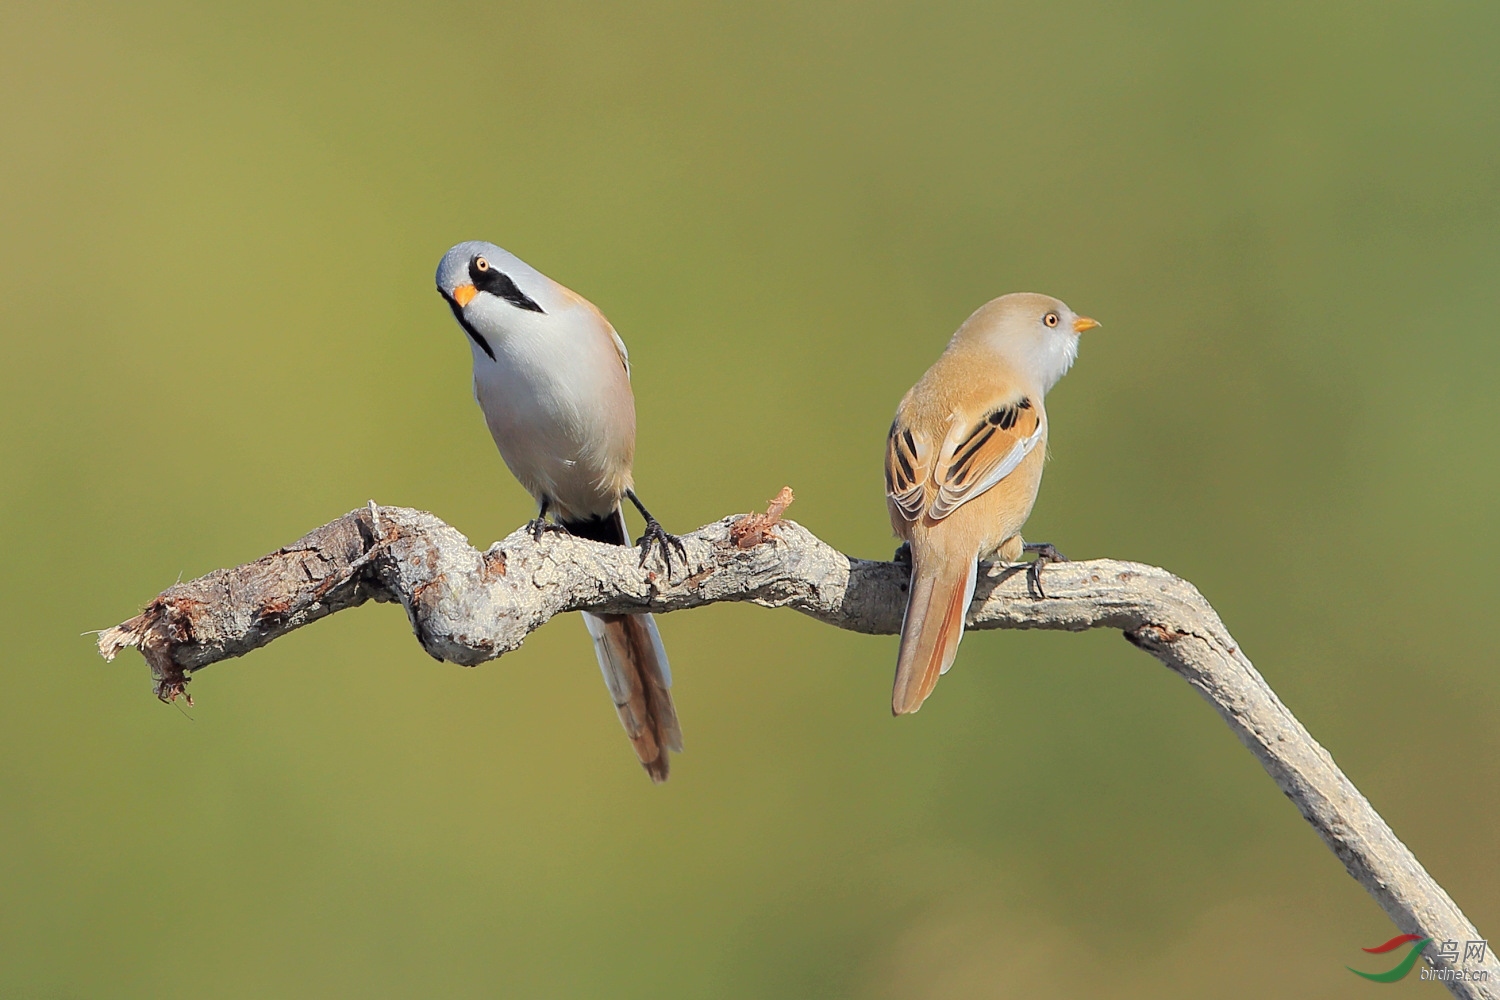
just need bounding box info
[1347,935,1430,983]
[1347,935,1489,984]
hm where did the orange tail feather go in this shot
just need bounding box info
[583,611,682,782]
[891,556,977,715]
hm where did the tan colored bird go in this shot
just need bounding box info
[435,241,684,781]
[885,293,1098,715]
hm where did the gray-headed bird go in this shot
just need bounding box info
[436,241,684,781]
[885,293,1097,715]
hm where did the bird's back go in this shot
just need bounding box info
[889,339,1048,557]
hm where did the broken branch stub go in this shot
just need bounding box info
[729,486,795,548]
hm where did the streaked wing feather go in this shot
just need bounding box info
[885,419,931,521]
[929,398,1043,520]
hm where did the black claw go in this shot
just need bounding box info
[624,490,685,574]
[636,520,686,575]
[1022,543,1068,599]
[892,541,913,567]
[527,517,569,543]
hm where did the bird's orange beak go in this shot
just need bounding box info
[1072,316,1100,333]
[452,283,478,308]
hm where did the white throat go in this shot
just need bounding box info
[999,331,1079,396]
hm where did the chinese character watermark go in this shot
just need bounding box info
[1417,939,1490,985]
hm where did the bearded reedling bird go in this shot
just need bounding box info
[885,293,1098,715]
[435,241,684,781]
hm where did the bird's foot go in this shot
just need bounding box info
[1022,542,1068,599]
[892,541,912,568]
[637,520,688,575]
[527,518,570,543]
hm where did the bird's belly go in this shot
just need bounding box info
[472,357,632,520]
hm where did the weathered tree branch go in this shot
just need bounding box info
[97,502,1495,997]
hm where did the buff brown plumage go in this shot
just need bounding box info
[886,293,1097,714]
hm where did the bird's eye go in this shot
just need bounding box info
[1043,311,1060,327]
[474,256,490,272]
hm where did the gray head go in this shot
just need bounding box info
[435,241,561,360]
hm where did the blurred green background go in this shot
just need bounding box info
[2,1,1496,996]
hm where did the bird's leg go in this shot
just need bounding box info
[526,497,570,542]
[625,489,688,574]
[892,540,913,568]
[1022,542,1068,599]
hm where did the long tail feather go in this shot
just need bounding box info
[583,611,681,781]
[891,555,978,715]
[565,506,681,782]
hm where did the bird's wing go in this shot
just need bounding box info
[927,395,1044,521]
[885,418,935,522]
[609,327,631,378]
[556,279,632,377]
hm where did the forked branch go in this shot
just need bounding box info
[96,502,1495,998]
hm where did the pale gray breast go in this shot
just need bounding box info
[471,303,636,518]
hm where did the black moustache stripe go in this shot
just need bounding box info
[470,258,546,314]
[447,298,496,361]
